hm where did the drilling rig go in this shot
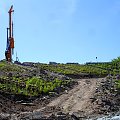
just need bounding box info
[5,5,14,62]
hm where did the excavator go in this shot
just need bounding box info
[5,5,14,62]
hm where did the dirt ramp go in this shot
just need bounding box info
[48,78,103,115]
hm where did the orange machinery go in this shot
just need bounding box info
[5,5,14,62]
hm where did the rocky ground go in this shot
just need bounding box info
[90,77,120,117]
[0,77,119,120]
[0,61,120,120]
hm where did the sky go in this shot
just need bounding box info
[0,0,120,64]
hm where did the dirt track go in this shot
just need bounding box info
[47,78,103,115]
[1,77,120,119]
[1,78,109,119]
[15,78,103,119]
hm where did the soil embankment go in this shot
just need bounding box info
[0,78,120,120]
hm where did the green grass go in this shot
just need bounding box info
[0,61,23,72]
[0,62,6,67]
[115,80,120,89]
[0,76,71,96]
[37,63,109,77]
[0,57,120,96]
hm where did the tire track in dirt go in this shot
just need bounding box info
[7,78,104,119]
[48,78,103,114]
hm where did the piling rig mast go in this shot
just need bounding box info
[5,5,14,62]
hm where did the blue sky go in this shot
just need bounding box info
[0,0,120,63]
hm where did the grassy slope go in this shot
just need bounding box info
[0,57,120,97]
[0,61,72,96]
[36,60,119,77]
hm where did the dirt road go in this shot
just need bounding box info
[0,78,105,119]
[47,78,103,115]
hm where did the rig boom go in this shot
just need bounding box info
[5,5,14,62]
